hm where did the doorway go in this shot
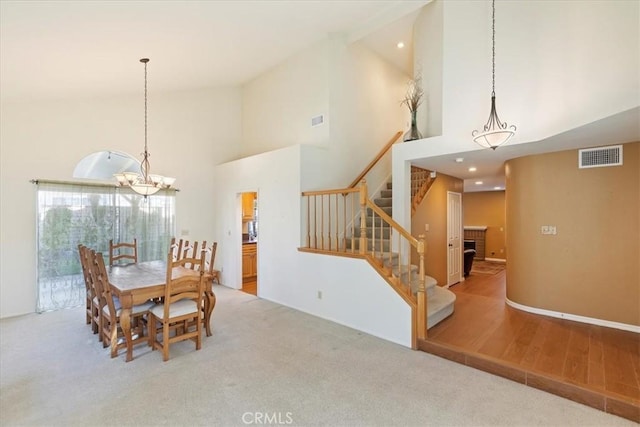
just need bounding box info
[240,191,258,295]
[447,191,462,286]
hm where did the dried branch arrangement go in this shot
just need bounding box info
[401,74,424,113]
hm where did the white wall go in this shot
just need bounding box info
[326,37,408,190]
[241,36,408,192]
[413,0,443,138]
[0,87,242,318]
[225,36,415,346]
[241,40,331,157]
[440,0,639,147]
[214,145,412,347]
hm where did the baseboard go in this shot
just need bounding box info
[506,298,640,333]
[484,257,506,263]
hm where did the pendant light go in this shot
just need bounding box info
[472,0,516,150]
[114,58,175,196]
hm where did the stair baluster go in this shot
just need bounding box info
[417,235,427,341]
[359,180,367,255]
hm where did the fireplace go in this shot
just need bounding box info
[464,226,487,260]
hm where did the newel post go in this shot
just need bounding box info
[417,234,427,340]
[359,180,368,255]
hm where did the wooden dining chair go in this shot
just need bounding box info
[148,245,205,361]
[78,245,99,335]
[201,241,219,284]
[109,238,138,266]
[90,249,152,358]
[170,237,202,269]
[192,240,218,334]
[181,240,200,269]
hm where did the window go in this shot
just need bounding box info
[35,181,175,312]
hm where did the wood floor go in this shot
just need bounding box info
[419,261,640,422]
[242,278,257,296]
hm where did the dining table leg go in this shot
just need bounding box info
[119,304,134,362]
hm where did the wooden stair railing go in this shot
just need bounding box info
[300,180,428,349]
[348,131,403,190]
[345,131,434,217]
[411,166,436,215]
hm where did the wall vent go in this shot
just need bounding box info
[578,145,623,169]
[311,115,324,127]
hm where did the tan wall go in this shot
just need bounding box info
[463,191,507,260]
[412,173,464,287]
[505,142,639,326]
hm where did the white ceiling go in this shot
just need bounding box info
[0,0,421,100]
[2,0,637,192]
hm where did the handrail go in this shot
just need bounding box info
[365,200,418,246]
[302,187,360,197]
[348,131,403,189]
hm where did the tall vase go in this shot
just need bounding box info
[403,110,423,142]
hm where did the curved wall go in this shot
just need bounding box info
[505,142,639,327]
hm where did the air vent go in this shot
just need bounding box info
[311,115,324,127]
[578,145,622,169]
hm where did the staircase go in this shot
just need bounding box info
[299,131,457,348]
[349,180,456,329]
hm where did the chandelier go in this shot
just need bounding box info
[472,0,516,150]
[114,58,175,196]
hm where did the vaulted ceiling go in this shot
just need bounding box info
[2,1,637,192]
[0,0,422,101]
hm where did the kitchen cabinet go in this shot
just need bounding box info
[242,243,257,279]
[242,192,256,221]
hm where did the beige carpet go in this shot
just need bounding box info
[0,285,633,426]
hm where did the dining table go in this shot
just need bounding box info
[107,260,216,362]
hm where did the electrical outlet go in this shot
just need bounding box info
[317,291,322,299]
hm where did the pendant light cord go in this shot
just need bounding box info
[491,0,496,97]
[144,59,148,155]
[139,58,151,182]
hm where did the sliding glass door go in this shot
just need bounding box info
[35,181,175,312]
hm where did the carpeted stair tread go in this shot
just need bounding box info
[374,197,392,207]
[365,217,392,227]
[367,206,392,216]
[346,238,391,252]
[409,274,437,297]
[427,286,456,328]
[354,227,391,239]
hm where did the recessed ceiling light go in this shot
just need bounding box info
[455,157,464,163]
[397,41,405,49]
[475,181,483,185]
[494,186,502,190]
[468,167,477,172]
